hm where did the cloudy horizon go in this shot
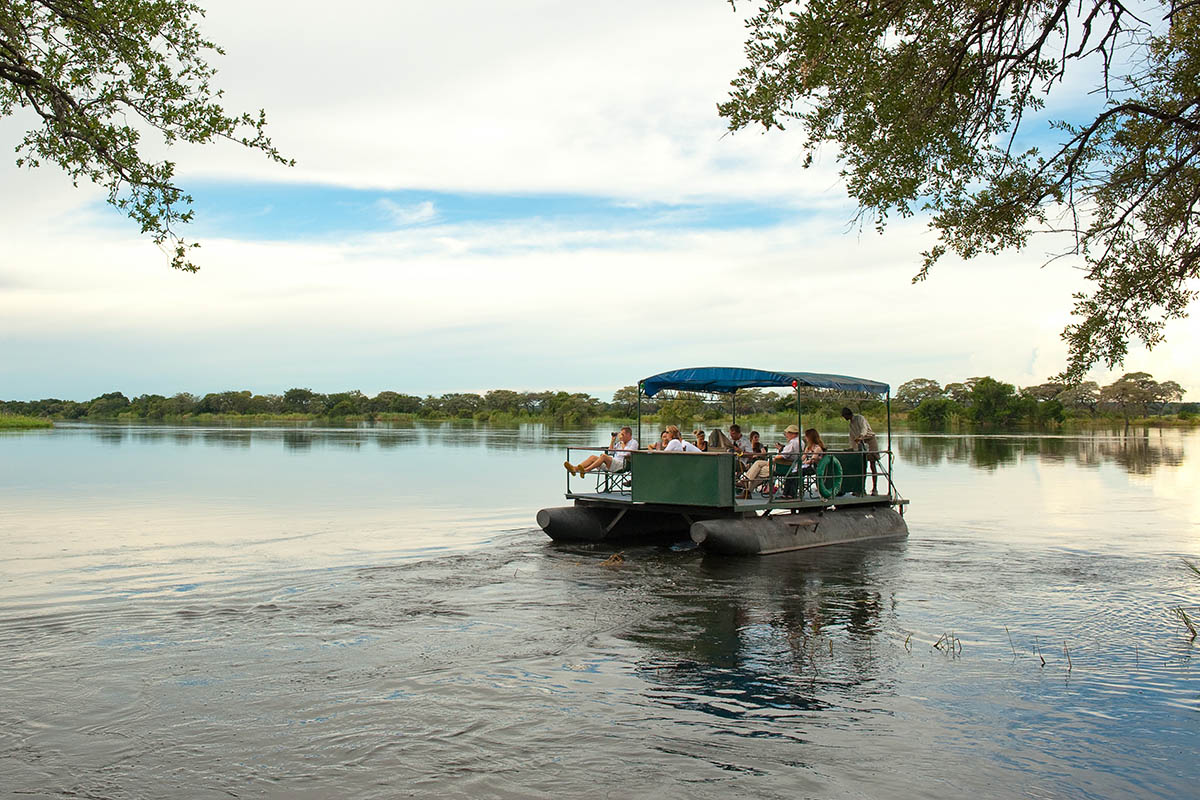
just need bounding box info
[1,0,1195,403]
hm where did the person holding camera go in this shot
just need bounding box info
[565,426,639,476]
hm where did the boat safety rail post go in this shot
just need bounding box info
[886,388,893,498]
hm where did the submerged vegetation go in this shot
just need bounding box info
[1176,560,1200,641]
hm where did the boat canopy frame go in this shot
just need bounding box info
[634,366,893,495]
[640,367,889,398]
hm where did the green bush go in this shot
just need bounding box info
[912,397,960,427]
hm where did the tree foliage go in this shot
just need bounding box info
[0,0,290,270]
[1057,380,1101,412]
[1100,370,1185,420]
[722,0,1200,379]
[896,378,943,408]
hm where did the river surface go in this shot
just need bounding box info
[2,422,1198,799]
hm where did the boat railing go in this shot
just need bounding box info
[564,445,898,508]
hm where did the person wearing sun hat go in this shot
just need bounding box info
[740,424,802,498]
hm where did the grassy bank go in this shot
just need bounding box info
[0,414,53,429]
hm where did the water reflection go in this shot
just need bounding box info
[899,429,1186,474]
[53,420,607,454]
[2,423,1198,798]
[620,544,900,722]
[37,422,1192,479]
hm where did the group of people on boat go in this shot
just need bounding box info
[563,407,880,495]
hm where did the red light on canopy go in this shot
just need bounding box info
[791,380,798,388]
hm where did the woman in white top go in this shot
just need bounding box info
[662,425,702,452]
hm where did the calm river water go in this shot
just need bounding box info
[2,422,1198,798]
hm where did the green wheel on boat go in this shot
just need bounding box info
[816,454,843,499]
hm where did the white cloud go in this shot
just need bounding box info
[377,199,438,226]
[1,0,1197,400]
[152,0,835,204]
[4,197,1197,400]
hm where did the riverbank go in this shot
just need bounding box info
[0,414,53,429]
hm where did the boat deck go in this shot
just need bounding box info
[565,491,906,514]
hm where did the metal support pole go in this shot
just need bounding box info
[886,390,893,496]
[637,382,642,447]
[731,389,737,428]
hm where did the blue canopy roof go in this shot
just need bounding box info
[640,367,889,397]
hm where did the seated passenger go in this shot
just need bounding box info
[733,429,764,471]
[692,429,709,451]
[648,430,670,451]
[800,428,826,476]
[662,424,702,452]
[727,424,754,455]
[740,424,802,498]
[708,428,734,451]
[566,426,639,476]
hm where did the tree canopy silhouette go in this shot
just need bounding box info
[722,0,1200,380]
[0,0,291,271]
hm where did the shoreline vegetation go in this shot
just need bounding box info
[1,371,1194,432]
[0,413,53,429]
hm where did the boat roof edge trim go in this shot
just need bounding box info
[640,367,889,397]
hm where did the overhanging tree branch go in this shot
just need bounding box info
[0,0,292,272]
[721,0,1200,380]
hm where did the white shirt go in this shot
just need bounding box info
[779,436,802,459]
[610,438,638,464]
[848,413,875,445]
[729,435,754,454]
[664,438,701,453]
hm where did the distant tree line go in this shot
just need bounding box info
[0,389,613,425]
[2,375,1190,428]
[896,373,1192,427]
[0,385,862,426]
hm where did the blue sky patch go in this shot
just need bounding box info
[168,182,799,240]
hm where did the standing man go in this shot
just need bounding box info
[841,407,879,494]
[567,426,639,476]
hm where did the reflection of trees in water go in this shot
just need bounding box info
[622,545,899,719]
[91,427,126,445]
[201,429,252,448]
[283,431,313,451]
[898,431,1186,476]
[1094,430,1185,475]
[79,420,609,454]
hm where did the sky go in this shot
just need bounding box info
[0,0,1195,402]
